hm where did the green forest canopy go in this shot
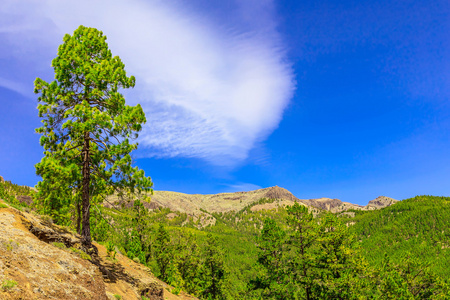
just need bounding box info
[2,180,449,299]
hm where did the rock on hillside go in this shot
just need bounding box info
[0,200,196,300]
[365,196,399,210]
[298,198,364,213]
[300,196,398,213]
[263,186,299,202]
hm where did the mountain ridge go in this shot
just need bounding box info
[105,186,398,226]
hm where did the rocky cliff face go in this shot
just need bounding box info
[0,200,196,300]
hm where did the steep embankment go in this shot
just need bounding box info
[0,200,196,300]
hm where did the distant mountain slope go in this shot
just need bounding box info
[299,196,399,213]
[104,186,398,227]
[149,186,397,214]
[298,198,363,212]
[349,195,450,277]
[150,186,298,214]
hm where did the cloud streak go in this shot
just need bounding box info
[0,0,295,166]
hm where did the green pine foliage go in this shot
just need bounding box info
[0,180,35,210]
[254,218,287,299]
[371,253,449,298]
[34,25,152,247]
[349,195,450,278]
[153,223,172,281]
[251,204,369,299]
[0,180,34,199]
[201,233,227,299]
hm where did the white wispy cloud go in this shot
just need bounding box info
[0,77,29,98]
[224,182,263,193]
[0,0,295,166]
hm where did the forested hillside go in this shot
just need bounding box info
[348,195,450,277]
[1,179,450,299]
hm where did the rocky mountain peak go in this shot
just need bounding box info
[262,186,299,202]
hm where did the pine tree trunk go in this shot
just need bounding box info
[81,132,91,248]
[76,196,81,235]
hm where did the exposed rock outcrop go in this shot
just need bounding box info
[17,195,33,206]
[263,186,299,202]
[299,198,364,213]
[365,196,399,210]
[300,196,398,213]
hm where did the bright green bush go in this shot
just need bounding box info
[1,279,18,291]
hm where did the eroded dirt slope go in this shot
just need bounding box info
[0,200,196,300]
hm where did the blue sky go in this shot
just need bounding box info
[0,0,448,205]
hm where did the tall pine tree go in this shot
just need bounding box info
[286,203,318,300]
[34,25,152,249]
